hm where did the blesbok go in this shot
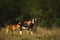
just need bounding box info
[19,18,37,35]
[5,20,20,34]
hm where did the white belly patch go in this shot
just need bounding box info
[22,27,27,29]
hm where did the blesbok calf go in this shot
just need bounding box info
[5,24,20,34]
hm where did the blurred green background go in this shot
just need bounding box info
[0,0,60,28]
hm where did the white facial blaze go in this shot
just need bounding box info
[32,18,34,24]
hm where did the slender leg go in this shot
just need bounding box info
[31,31,33,35]
[27,30,29,35]
[27,26,30,35]
[19,25,23,35]
[5,28,9,34]
[30,24,34,35]
[27,27,33,35]
[19,31,22,35]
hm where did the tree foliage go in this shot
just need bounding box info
[0,0,60,28]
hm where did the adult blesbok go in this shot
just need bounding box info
[19,18,37,35]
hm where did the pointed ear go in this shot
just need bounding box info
[35,18,37,21]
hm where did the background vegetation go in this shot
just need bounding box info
[0,0,60,28]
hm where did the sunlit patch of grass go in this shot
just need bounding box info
[0,26,60,40]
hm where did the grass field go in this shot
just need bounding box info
[0,26,60,40]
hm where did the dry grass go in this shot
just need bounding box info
[0,26,60,40]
